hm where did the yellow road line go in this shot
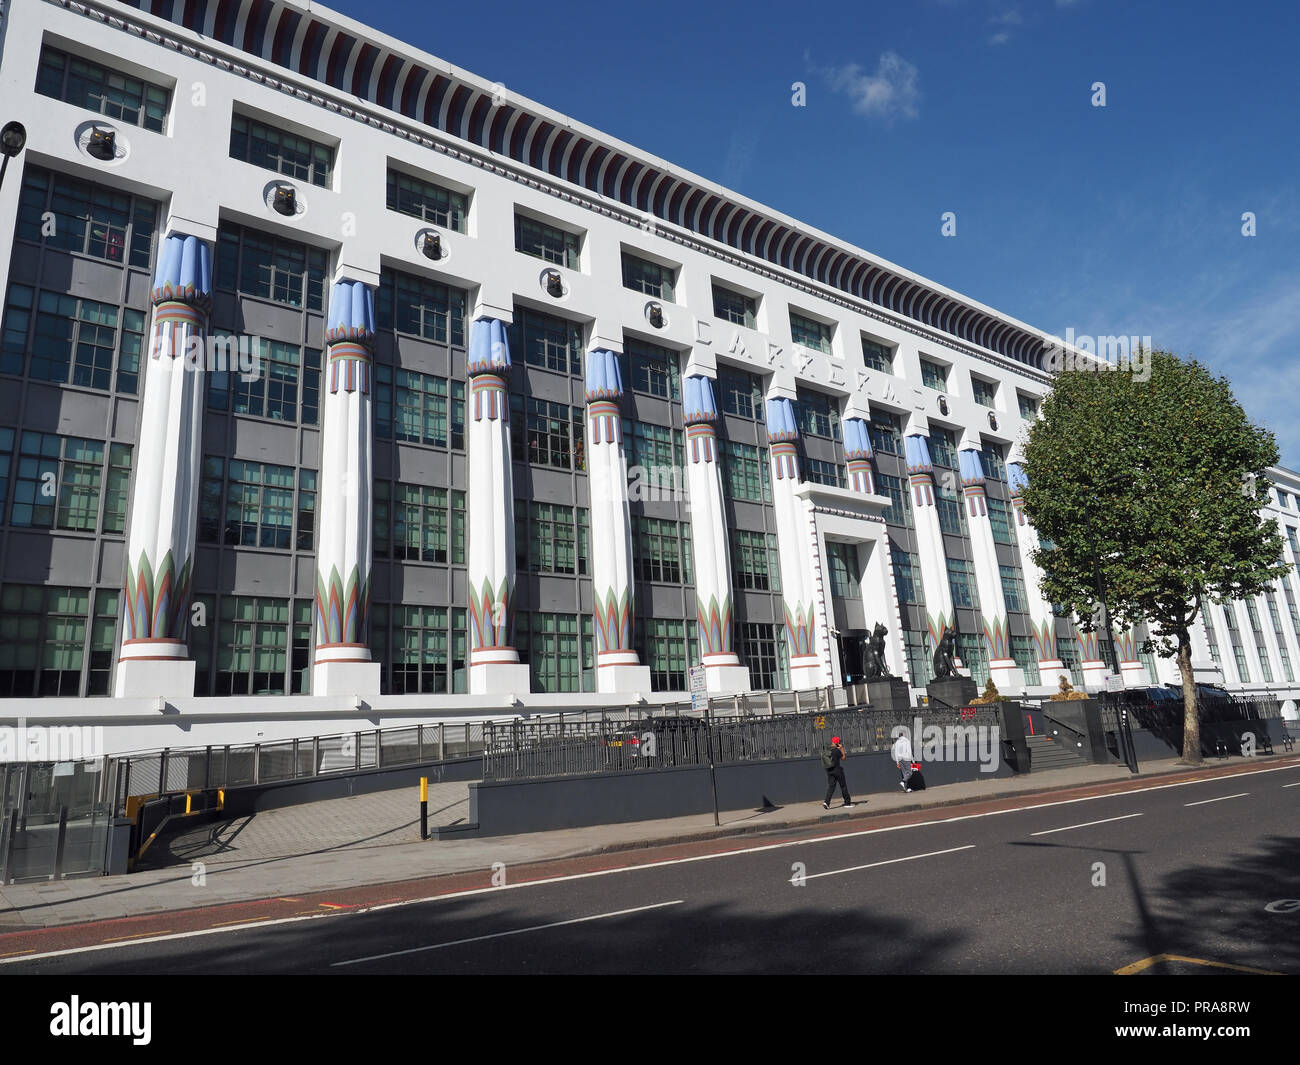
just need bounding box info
[0,948,36,958]
[103,930,172,943]
[1116,953,1280,976]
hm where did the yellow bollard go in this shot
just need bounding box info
[419,776,429,840]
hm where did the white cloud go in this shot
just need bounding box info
[823,52,922,123]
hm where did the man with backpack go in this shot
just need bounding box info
[822,736,856,809]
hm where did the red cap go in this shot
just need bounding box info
[832,737,841,744]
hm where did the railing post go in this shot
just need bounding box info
[203,747,211,791]
[793,689,801,715]
[252,744,261,785]
[158,749,169,794]
[766,691,774,717]
[376,729,383,769]
[354,732,362,771]
[51,805,68,881]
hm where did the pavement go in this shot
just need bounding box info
[0,752,1291,932]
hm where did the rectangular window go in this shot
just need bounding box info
[621,253,675,301]
[510,306,583,376]
[10,433,120,531]
[87,588,119,695]
[199,458,308,550]
[732,529,780,592]
[102,443,132,534]
[37,46,170,132]
[980,443,1007,481]
[638,617,694,692]
[987,497,1016,546]
[928,427,959,468]
[0,428,12,522]
[512,396,583,471]
[624,420,684,474]
[741,622,788,691]
[373,365,464,449]
[797,389,840,440]
[862,337,893,374]
[904,630,933,686]
[936,479,966,536]
[790,311,832,354]
[805,458,845,488]
[920,359,948,392]
[712,284,757,328]
[385,169,468,232]
[517,612,592,693]
[1056,637,1084,686]
[868,411,902,456]
[718,367,763,420]
[876,473,911,528]
[722,441,771,503]
[947,557,980,610]
[214,596,291,696]
[826,541,860,599]
[972,376,998,407]
[17,291,121,391]
[216,225,327,311]
[632,516,691,585]
[891,548,924,605]
[18,166,158,268]
[1018,392,1039,419]
[377,270,467,346]
[999,564,1027,613]
[225,338,310,422]
[375,484,466,564]
[514,214,580,269]
[627,339,680,401]
[1010,635,1040,686]
[116,308,147,395]
[518,501,586,575]
[956,633,989,688]
[230,113,334,187]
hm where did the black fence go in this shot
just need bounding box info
[482,705,1006,782]
[1097,688,1284,757]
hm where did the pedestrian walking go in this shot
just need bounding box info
[822,736,856,809]
[892,729,915,791]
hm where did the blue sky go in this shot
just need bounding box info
[330,0,1300,469]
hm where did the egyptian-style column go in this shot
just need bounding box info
[116,233,212,698]
[465,318,531,695]
[1076,628,1109,690]
[959,449,1024,692]
[904,434,955,661]
[766,397,832,689]
[1007,462,1067,686]
[312,279,381,696]
[585,349,651,693]
[842,417,876,496]
[682,374,751,693]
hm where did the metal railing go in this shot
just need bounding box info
[482,704,1004,782]
[0,760,122,884]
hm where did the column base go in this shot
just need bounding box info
[597,662,652,695]
[1080,659,1109,691]
[701,654,751,694]
[469,661,532,696]
[114,654,196,698]
[312,660,381,697]
[988,659,1026,696]
[1120,660,1151,687]
[1036,659,1068,688]
[789,654,832,691]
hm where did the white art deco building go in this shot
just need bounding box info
[1,0,1298,741]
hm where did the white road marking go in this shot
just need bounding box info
[804,845,975,881]
[1184,792,1249,807]
[1283,782,1300,788]
[332,900,684,967]
[3,760,1296,965]
[1031,813,1144,836]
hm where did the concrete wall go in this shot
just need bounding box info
[456,747,1014,838]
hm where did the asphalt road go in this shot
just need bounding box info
[5,762,1299,975]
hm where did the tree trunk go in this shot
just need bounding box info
[1178,631,1201,764]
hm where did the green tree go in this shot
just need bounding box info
[1020,349,1287,763]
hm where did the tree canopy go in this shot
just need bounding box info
[1020,349,1288,762]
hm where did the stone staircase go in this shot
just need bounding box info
[1026,732,1090,772]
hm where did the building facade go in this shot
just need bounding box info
[0,0,1298,731]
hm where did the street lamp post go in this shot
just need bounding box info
[0,121,27,191]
